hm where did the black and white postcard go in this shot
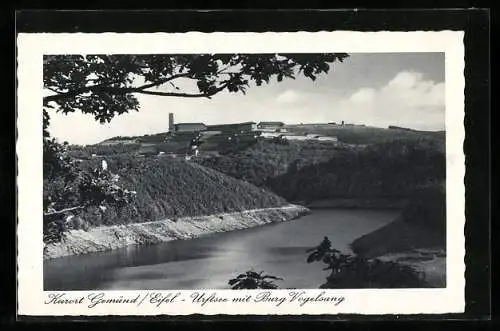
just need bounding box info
[17,31,465,316]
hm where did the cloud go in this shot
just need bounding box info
[381,71,445,110]
[349,88,376,104]
[338,71,445,130]
[276,89,303,104]
[48,70,445,145]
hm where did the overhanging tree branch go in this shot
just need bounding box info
[42,53,350,244]
[44,205,84,216]
[43,53,349,109]
[43,72,193,104]
[134,72,192,91]
[135,90,218,98]
[136,81,230,99]
[44,79,231,103]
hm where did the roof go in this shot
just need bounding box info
[207,122,256,129]
[175,123,206,127]
[207,123,239,128]
[258,121,284,126]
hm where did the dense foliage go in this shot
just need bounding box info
[43,139,135,243]
[197,137,445,204]
[43,53,348,125]
[197,140,353,187]
[228,271,283,289]
[306,237,426,288]
[268,137,444,203]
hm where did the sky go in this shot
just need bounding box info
[48,53,445,145]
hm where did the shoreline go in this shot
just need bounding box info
[43,204,310,260]
[375,248,446,288]
[305,198,409,209]
[350,216,446,288]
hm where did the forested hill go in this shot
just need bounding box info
[196,137,445,204]
[56,156,288,229]
[195,140,361,187]
[268,138,445,203]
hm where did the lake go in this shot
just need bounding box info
[44,208,398,290]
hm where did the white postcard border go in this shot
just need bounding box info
[17,31,465,316]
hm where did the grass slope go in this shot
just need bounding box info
[285,124,445,145]
[75,156,288,228]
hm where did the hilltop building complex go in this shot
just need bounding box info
[133,113,340,158]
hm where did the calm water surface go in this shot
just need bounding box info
[44,209,398,290]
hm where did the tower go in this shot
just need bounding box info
[168,113,174,132]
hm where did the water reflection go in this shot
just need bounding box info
[267,246,313,256]
[44,209,398,290]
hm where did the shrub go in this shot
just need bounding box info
[43,139,136,244]
[228,271,283,289]
[307,237,426,288]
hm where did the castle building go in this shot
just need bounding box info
[206,122,257,133]
[174,123,207,132]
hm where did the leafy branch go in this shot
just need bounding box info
[306,237,427,288]
[43,53,349,123]
[228,270,283,289]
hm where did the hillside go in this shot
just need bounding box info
[68,126,446,225]
[88,124,445,160]
[48,156,289,231]
[196,135,445,205]
[285,124,445,145]
[268,137,445,203]
[351,183,446,258]
[196,139,363,187]
[99,124,445,147]
[349,183,447,287]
